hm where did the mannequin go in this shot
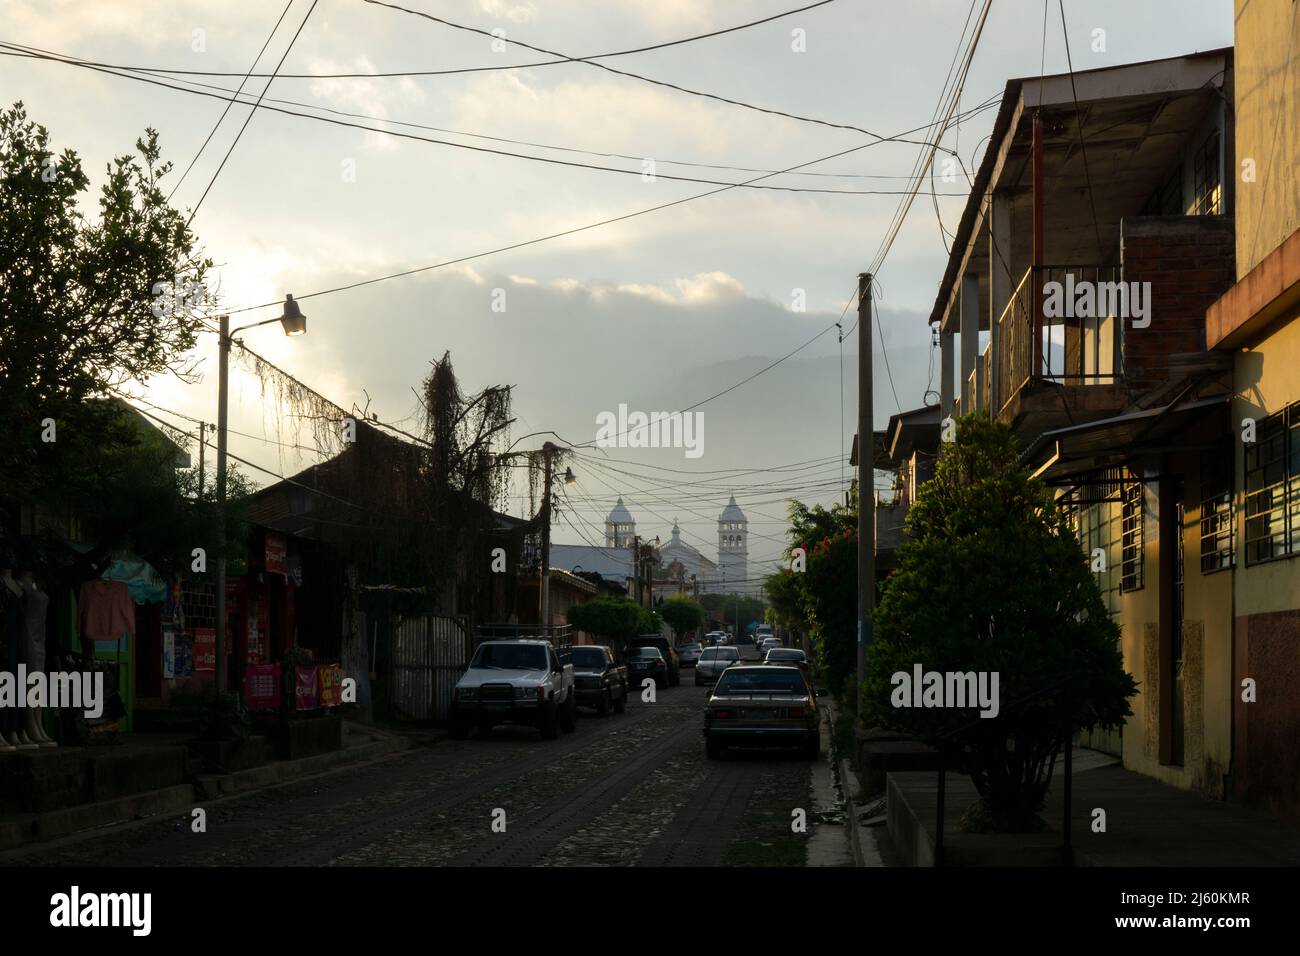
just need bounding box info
[1,567,34,749]
[20,572,55,747]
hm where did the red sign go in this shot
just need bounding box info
[244,663,281,711]
[295,666,319,710]
[265,533,288,576]
[193,628,216,672]
[319,664,344,708]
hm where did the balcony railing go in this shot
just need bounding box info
[995,265,1123,415]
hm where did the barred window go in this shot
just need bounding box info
[1121,478,1145,592]
[1199,452,1235,573]
[1061,467,1130,614]
[1244,403,1300,564]
[1191,129,1222,216]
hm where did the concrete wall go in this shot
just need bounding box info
[1118,466,1233,799]
[1234,0,1300,278]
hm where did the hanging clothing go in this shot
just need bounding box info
[79,579,136,642]
[101,558,167,604]
[21,578,49,673]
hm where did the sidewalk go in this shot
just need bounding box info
[887,749,1300,866]
[0,720,418,852]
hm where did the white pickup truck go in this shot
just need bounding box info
[450,639,576,740]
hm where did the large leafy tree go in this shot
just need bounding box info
[864,416,1137,832]
[567,597,660,656]
[657,595,705,641]
[0,102,210,536]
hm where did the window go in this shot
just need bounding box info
[1061,467,1127,617]
[1199,452,1235,573]
[1244,403,1300,564]
[1190,129,1222,216]
[1121,478,1145,592]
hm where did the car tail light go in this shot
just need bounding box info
[786,708,805,718]
[712,708,735,719]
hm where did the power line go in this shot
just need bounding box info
[1056,0,1104,259]
[167,0,295,203]
[186,0,320,225]
[365,0,956,153]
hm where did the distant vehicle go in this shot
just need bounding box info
[755,624,774,640]
[628,646,669,689]
[758,637,782,653]
[694,646,740,685]
[678,642,703,667]
[736,632,755,646]
[451,640,576,740]
[569,644,628,717]
[629,634,680,686]
[703,664,819,760]
[763,647,809,678]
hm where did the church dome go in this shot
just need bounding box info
[607,497,635,525]
[719,494,746,522]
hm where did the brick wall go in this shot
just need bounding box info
[1121,216,1236,394]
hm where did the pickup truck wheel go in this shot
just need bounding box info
[597,690,611,717]
[539,702,559,740]
[612,690,626,714]
[560,693,577,733]
[449,714,470,739]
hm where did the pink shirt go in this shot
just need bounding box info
[79,579,135,642]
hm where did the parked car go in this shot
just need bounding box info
[694,646,741,685]
[754,624,774,642]
[629,634,680,686]
[758,637,782,653]
[763,647,810,679]
[568,644,628,716]
[451,639,576,740]
[703,664,819,760]
[678,642,703,667]
[627,646,669,689]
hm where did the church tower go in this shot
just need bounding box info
[717,495,748,596]
[605,497,636,548]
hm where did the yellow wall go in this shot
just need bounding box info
[1234,0,1300,277]
[1116,472,1233,797]
[1233,300,1300,615]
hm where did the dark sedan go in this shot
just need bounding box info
[703,664,819,760]
[627,646,669,689]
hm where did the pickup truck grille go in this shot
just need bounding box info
[479,684,513,701]
[577,676,602,689]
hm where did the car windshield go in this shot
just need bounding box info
[470,643,548,671]
[714,669,806,695]
[632,648,662,659]
[569,648,606,668]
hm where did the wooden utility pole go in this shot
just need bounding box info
[539,442,555,628]
[856,274,875,714]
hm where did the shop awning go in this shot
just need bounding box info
[1020,394,1229,484]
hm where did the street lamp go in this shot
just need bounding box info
[214,296,307,692]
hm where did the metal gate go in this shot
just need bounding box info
[390,614,469,722]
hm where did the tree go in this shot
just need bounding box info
[1,102,211,536]
[567,597,659,656]
[658,595,705,641]
[864,415,1137,832]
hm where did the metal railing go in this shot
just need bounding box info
[995,265,1123,416]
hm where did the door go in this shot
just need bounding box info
[1170,493,1185,766]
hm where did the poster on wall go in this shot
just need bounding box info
[319,664,343,708]
[193,627,216,672]
[162,625,176,679]
[265,533,288,577]
[295,666,319,710]
[245,663,281,711]
[175,631,194,678]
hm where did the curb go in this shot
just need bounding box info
[839,756,871,867]
[193,735,411,800]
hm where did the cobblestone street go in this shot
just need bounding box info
[2,677,840,867]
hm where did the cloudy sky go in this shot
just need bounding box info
[1,0,1232,579]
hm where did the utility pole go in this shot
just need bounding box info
[215,315,230,693]
[197,422,206,499]
[856,273,875,715]
[540,441,555,629]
